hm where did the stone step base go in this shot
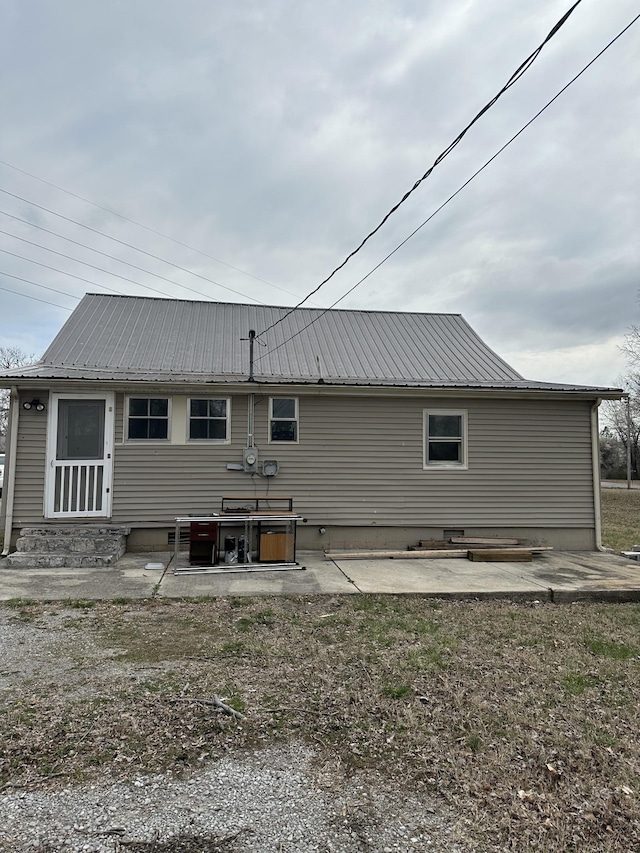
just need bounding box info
[19,526,130,538]
[16,536,126,554]
[5,552,123,569]
[6,525,130,569]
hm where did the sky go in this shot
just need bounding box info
[0,0,638,387]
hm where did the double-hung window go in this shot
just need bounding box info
[424,410,467,468]
[128,398,170,440]
[269,397,298,442]
[189,398,230,441]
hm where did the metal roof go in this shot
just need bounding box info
[0,294,623,396]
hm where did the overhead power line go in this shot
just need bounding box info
[0,248,124,295]
[0,269,80,302]
[256,0,585,339]
[0,157,294,297]
[0,191,263,304]
[255,11,639,366]
[0,227,217,302]
[0,211,261,304]
[0,280,72,311]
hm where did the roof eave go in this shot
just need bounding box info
[0,373,625,400]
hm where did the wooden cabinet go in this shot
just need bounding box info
[259,532,295,562]
[189,521,218,566]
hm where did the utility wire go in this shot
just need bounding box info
[0,211,262,304]
[0,156,294,296]
[0,228,215,301]
[0,248,123,295]
[0,196,263,304]
[0,281,72,311]
[255,11,639,365]
[256,0,584,339]
[0,269,80,302]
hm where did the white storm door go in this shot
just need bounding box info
[45,393,114,518]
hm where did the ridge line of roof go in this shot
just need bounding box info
[79,292,463,318]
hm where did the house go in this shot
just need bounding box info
[0,293,624,561]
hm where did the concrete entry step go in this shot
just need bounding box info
[19,526,130,538]
[5,552,124,569]
[6,525,130,569]
[16,536,129,554]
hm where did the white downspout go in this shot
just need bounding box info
[591,399,605,552]
[1,387,20,557]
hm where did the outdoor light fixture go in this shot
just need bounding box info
[22,399,45,412]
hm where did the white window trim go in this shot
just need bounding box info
[125,395,172,443]
[423,409,468,470]
[268,396,299,444]
[186,396,231,444]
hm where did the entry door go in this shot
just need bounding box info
[45,394,114,518]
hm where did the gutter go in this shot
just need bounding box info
[591,398,605,552]
[1,377,625,403]
[1,387,19,557]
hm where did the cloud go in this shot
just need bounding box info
[0,0,638,386]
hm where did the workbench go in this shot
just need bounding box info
[173,496,304,573]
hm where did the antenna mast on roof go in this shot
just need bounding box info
[244,329,256,382]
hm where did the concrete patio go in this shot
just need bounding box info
[0,549,639,603]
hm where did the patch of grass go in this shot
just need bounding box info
[219,640,250,657]
[2,598,39,621]
[382,684,412,700]
[220,690,246,715]
[101,614,223,663]
[65,599,95,610]
[600,486,640,552]
[407,645,449,671]
[584,636,635,660]
[253,609,276,626]
[3,598,36,609]
[594,731,619,748]
[562,672,600,695]
[465,733,483,753]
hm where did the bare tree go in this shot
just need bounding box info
[622,326,640,369]
[601,374,640,481]
[0,346,37,450]
[599,426,627,480]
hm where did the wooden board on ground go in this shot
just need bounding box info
[450,536,521,546]
[411,541,468,551]
[468,548,533,562]
[325,550,468,560]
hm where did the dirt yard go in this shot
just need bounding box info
[1,595,639,851]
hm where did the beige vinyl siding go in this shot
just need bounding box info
[9,388,596,533]
[110,393,250,523]
[115,393,124,442]
[11,390,48,521]
[108,393,595,529]
[251,395,595,528]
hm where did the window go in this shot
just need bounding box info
[269,397,298,442]
[127,397,169,440]
[57,399,105,460]
[424,410,467,468]
[189,398,230,441]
